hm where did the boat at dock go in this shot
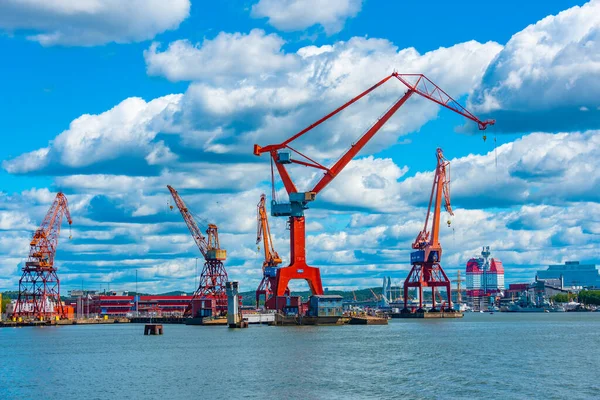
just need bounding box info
[502,303,565,312]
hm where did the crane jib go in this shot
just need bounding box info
[254,72,492,208]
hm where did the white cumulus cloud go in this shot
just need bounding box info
[144,29,298,82]
[3,95,182,174]
[7,34,500,176]
[0,0,190,46]
[251,0,363,34]
[316,130,600,214]
[469,0,600,132]
[398,130,600,209]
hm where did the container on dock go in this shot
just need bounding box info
[191,298,216,318]
[274,296,303,315]
[62,305,75,320]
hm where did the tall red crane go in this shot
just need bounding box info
[255,193,288,308]
[403,148,453,312]
[254,72,493,311]
[167,185,228,316]
[13,192,72,320]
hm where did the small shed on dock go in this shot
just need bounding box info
[308,295,343,317]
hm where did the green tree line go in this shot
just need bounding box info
[577,290,600,306]
[551,293,575,303]
[552,290,600,305]
[1,293,12,313]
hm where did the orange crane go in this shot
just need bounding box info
[369,288,380,301]
[13,192,72,320]
[254,73,493,312]
[167,185,228,316]
[403,148,454,312]
[255,193,288,307]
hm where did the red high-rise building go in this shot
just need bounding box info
[466,246,504,310]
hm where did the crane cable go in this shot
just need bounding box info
[270,156,277,204]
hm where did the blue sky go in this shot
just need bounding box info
[1,0,599,294]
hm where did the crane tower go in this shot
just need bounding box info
[403,148,454,312]
[13,192,72,320]
[167,185,228,316]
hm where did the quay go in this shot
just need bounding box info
[349,315,388,325]
[0,317,130,328]
[130,316,185,324]
[391,310,464,319]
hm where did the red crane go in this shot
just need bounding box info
[13,192,72,320]
[253,73,493,311]
[255,193,288,308]
[167,185,228,316]
[403,148,454,312]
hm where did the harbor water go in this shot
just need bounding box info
[1,313,599,399]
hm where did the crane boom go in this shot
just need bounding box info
[312,90,414,193]
[254,72,494,198]
[167,185,225,261]
[28,192,72,269]
[369,288,379,301]
[257,194,281,269]
[393,74,494,130]
[31,193,71,267]
[413,148,453,252]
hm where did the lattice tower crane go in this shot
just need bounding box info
[253,72,494,311]
[403,148,454,312]
[255,194,289,308]
[13,192,72,320]
[167,185,228,316]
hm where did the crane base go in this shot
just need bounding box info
[264,264,323,311]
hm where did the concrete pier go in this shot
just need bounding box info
[349,316,388,325]
[226,281,248,328]
[144,324,163,335]
[392,310,463,319]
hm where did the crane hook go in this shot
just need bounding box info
[482,134,487,142]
